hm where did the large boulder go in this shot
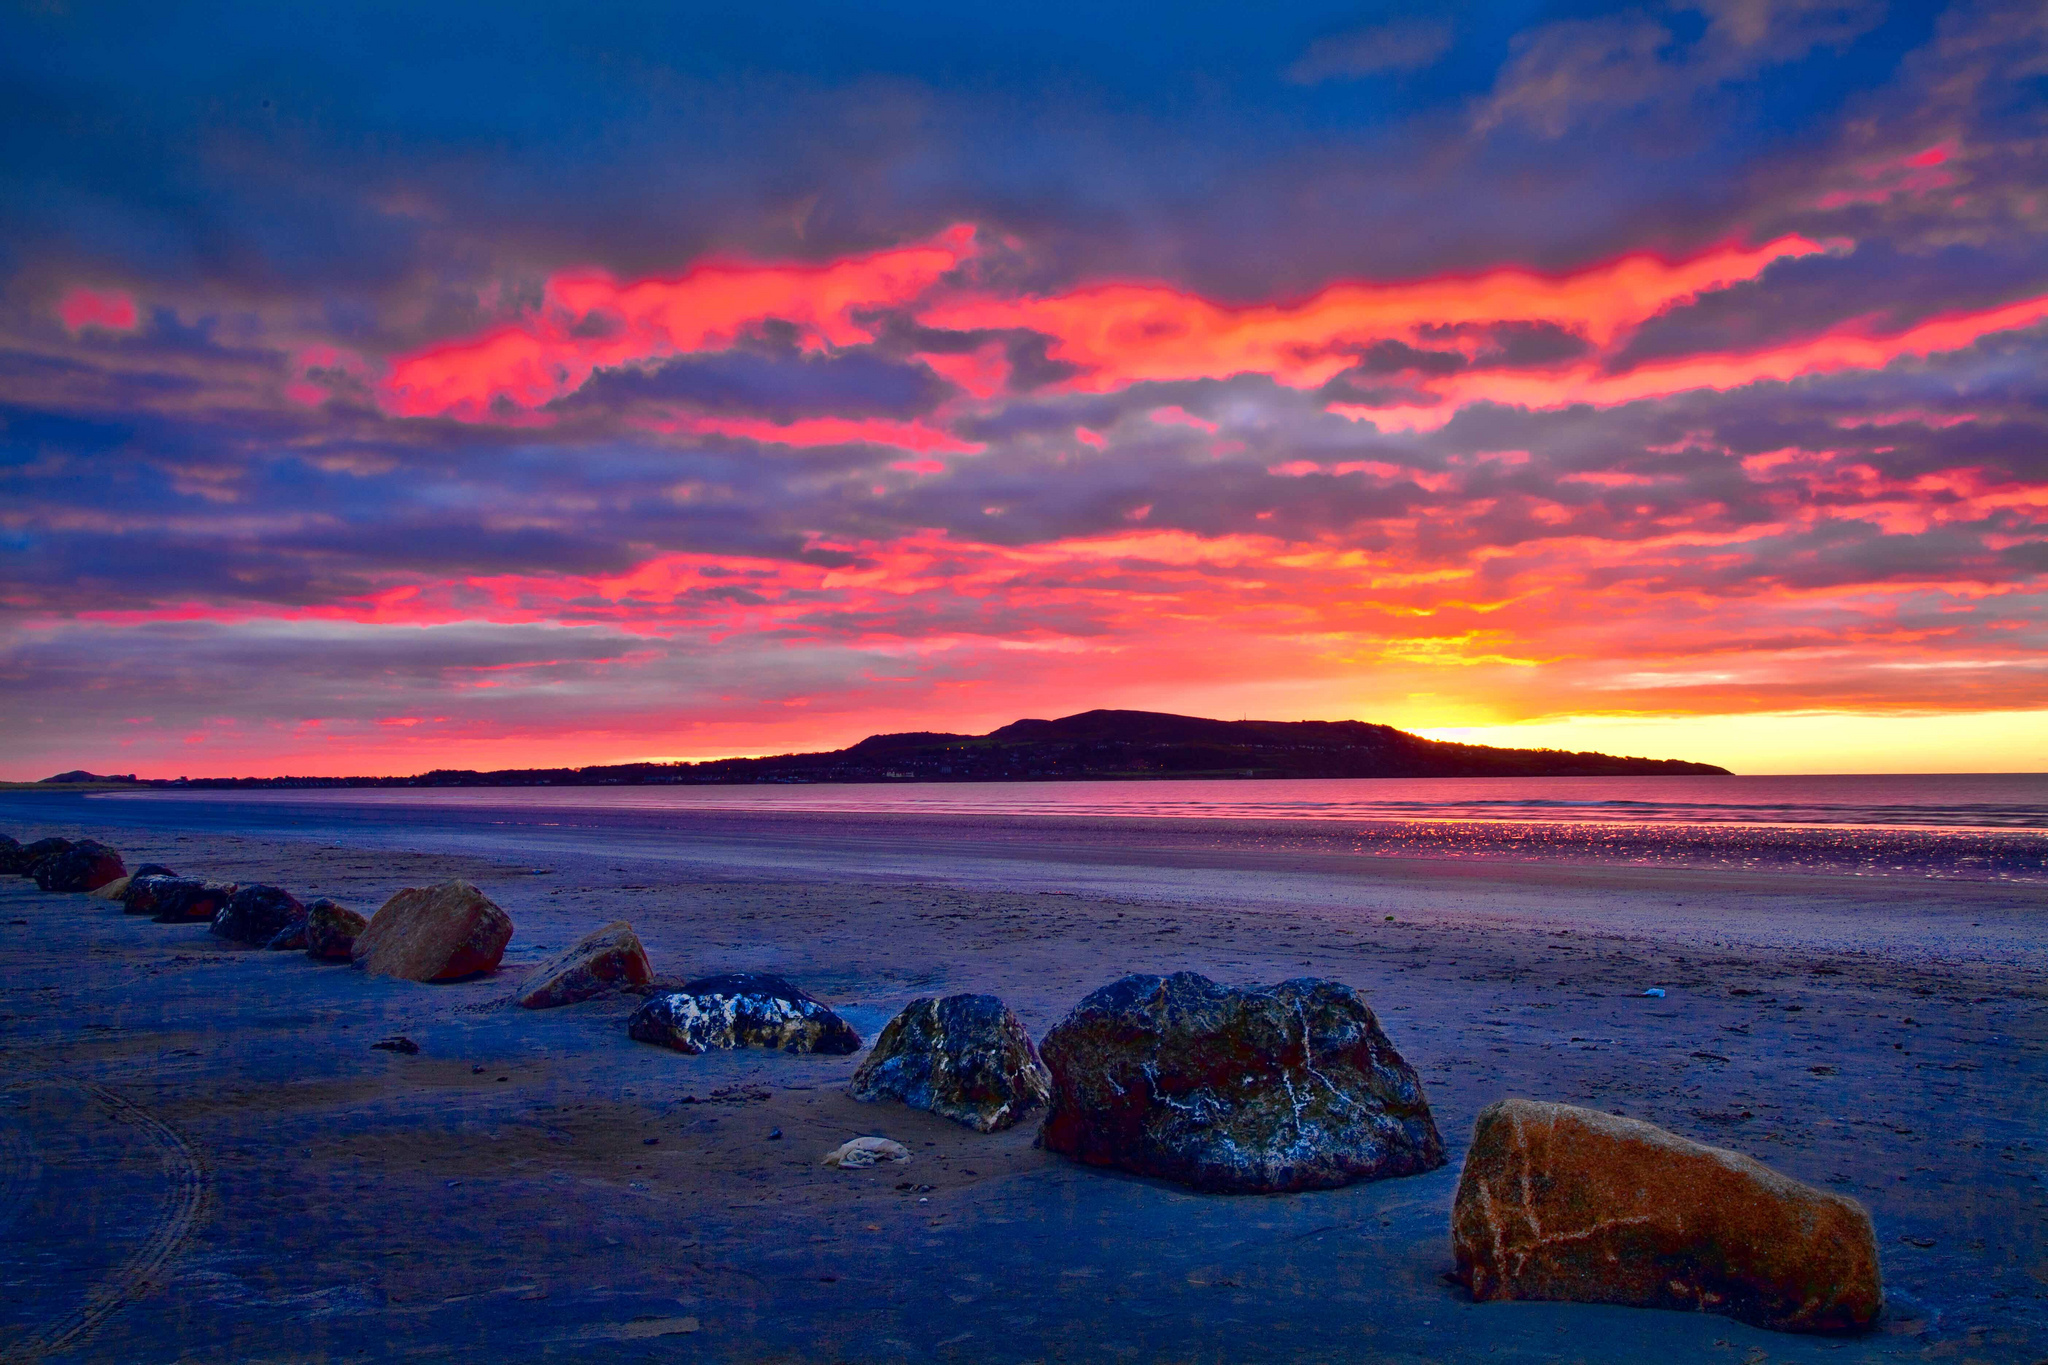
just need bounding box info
[1037,972,1444,1194]
[212,884,306,944]
[32,840,127,893]
[850,993,1051,1132]
[0,835,26,874]
[304,898,368,961]
[90,876,132,902]
[1451,1098,1882,1334]
[353,880,513,982]
[515,920,653,1008]
[628,973,862,1055]
[15,837,72,876]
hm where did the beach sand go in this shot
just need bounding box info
[2,800,2045,1363]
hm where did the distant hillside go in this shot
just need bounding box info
[76,709,1730,789]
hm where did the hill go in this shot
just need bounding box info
[94,709,1729,788]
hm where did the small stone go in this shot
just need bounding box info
[211,884,306,945]
[1037,972,1444,1193]
[627,973,861,1055]
[849,993,1051,1132]
[371,1036,421,1055]
[353,880,513,982]
[822,1137,910,1169]
[32,840,127,893]
[304,898,369,960]
[1451,1097,1883,1334]
[767,1128,783,1141]
[514,920,653,1008]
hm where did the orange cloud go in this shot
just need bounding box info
[382,225,976,420]
[917,236,1828,391]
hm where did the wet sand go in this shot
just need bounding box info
[2,796,2046,1363]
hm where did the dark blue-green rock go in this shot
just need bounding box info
[1037,971,1444,1194]
[212,884,305,945]
[628,973,861,1055]
[850,993,1050,1131]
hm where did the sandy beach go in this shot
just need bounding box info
[3,791,2045,1364]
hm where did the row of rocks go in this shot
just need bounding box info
[7,830,514,982]
[838,972,1879,1335]
[11,832,1879,1333]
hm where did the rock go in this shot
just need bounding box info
[32,840,127,893]
[1450,1098,1883,1334]
[822,1136,910,1168]
[627,973,862,1055]
[130,863,178,880]
[352,880,513,982]
[371,1036,420,1055]
[265,917,310,950]
[850,993,1051,1132]
[90,876,132,902]
[1036,971,1445,1194]
[210,884,304,944]
[515,920,653,1009]
[15,837,72,876]
[0,835,26,874]
[304,899,368,961]
[130,876,233,922]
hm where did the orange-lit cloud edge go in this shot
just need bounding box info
[46,226,2048,776]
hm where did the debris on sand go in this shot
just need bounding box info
[822,1136,910,1168]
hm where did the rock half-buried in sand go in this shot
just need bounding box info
[1037,971,1445,1194]
[32,840,126,893]
[211,883,306,945]
[139,878,235,923]
[628,973,862,1055]
[1451,1097,1882,1334]
[304,898,368,961]
[849,993,1051,1132]
[353,880,513,982]
[516,920,654,1008]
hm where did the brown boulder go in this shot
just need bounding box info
[1451,1098,1881,1334]
[32,840,126,893]
[304,898,368,961]
[353,880,512,982]
[515,920,652,1008]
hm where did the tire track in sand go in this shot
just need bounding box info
[0,1081,210,1364]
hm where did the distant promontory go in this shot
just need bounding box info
[40,709,1730,789]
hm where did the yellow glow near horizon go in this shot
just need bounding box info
[1413,710,2048,775]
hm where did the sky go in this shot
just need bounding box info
[3,0,2046,779]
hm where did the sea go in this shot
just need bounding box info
[10,771,2042,885]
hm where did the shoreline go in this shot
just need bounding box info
[1,806,2044,1362]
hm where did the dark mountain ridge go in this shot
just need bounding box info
[52,708,1730,788]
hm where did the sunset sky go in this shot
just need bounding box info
[4,0,2046,778]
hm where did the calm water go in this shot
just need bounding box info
[98,772,2048,832]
